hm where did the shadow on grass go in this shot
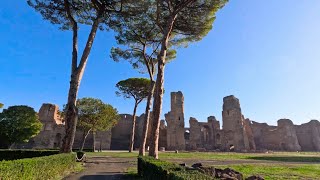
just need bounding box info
[247,156,320,163]
[79,174,140,180]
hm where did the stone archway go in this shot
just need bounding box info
[201,126,209,143]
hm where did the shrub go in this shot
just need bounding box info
[0,150,59,161]
[0,153,76,180]
[138,156,213,180]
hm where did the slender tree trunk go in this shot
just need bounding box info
[60,76,80,153]
[92,131,96,152]
[80,128,92,151]
[129,102,138,152]
[149,17,176,159]
[60,14,101,153]
[139,80,155,156]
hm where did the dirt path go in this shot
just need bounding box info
[64,157,137,180]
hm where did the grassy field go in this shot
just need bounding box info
[86,151,320,180]
[86,151,320,162]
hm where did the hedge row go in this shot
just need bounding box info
[0,153,76,180]
[0,150,59,161]
[138,156,213,180]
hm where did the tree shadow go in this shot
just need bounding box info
[247,156,320,163]
[79,173,141,180]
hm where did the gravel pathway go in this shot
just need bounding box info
[64,157,137,180]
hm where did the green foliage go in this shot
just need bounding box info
[0,150,59,161]
[27,0,128,31]
[158,0,228,45]
[76,98,120,132]
[0,153,76,180]
[116,78,150,103]
[110,7,176,73]
[0,106,42,148]
[137,156,213,180]
[0,103,3,109]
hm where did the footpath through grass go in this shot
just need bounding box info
[86,151,320,180]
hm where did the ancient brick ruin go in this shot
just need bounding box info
[21,92,320,152]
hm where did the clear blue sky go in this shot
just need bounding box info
[1,1,320,127]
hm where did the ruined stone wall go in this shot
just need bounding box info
[189,117,203,150]
[251,119,302,151]
[277,119,301,151]
[188,116,218,150]
[110,113,159,150]
[165,91,185,150]
[243,119,256,151]
[24,93,320,152]
[110,114,132,150]
[159,120,167,149]
[29,104,65,149]
[23,103,112,150]
[222,95,250,151]
[295,120,320,151]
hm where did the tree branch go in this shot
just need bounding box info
[76,11,103,79]
[64,0,78,74]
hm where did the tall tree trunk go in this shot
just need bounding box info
[80,128,92,151]
[149,17,176,159]
[139,80,155,156]
[92,131,97,152]
[129,102,138,152]
[60,76,80,153]
[60,14,101,153]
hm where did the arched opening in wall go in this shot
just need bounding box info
[54,133,62,148]
[201,126,209,143]
[216,133,221,145]
[184,130,190,141]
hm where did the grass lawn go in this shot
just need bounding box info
[86,151,320,162]
[86,151,320,180]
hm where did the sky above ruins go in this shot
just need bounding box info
[1,1,320,126]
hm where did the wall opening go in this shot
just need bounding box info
[53,133,61,148]
[201,126,209,143]
[184,130,190,140]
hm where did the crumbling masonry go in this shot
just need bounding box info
[21,92,320,152]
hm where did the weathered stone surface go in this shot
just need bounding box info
[277,119,301,151]
[19,92,320,152]
[195,167,243,180]
[243,119,256,151]
[16,103,112,150]
[295,120,320,151]
[222,96,250,151]
[165,91,186,150]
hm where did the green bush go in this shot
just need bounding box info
[0,153,76,180]
[138,156,213,180]
[0,150,59,161]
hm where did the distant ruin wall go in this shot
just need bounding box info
[222,95,250,151]
[165,91,186,150]
[21,93,320,152]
